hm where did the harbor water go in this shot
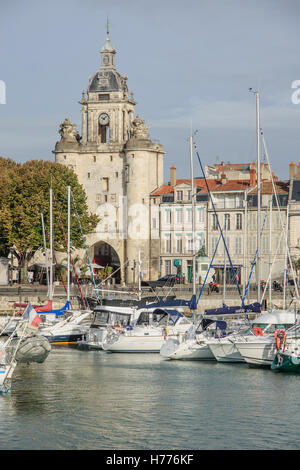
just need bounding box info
[0,347,299,450]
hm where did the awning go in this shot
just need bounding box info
[152,308,184,324]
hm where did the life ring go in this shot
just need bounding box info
[274,329,286,350]
[114,323,123,333]
[253,326,263,337]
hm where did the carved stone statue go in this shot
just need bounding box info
[59,118,81,143]
[130,115,149,140]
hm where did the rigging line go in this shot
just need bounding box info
[260,229,284,305]
[44,227,68,297]
[242,211,268,304]
[193,143,243,303]
[52,193,87,309]
[71,190,99,300]
[196,232,222,305]
[261,129,300,301]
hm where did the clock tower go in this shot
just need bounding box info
[54,29,165,284]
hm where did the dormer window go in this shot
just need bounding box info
[177,190,183,201]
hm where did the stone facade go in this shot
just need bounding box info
[53,31,165,283]
[151,164,290,290]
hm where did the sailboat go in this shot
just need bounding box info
[233,90,300,367]
[37,187,93,345]
[271,321,300,372]
[160,132,260,361]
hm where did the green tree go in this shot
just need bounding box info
[0,157,21,256]
[0,158,99,282]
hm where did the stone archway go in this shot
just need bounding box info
[92,241,121,284]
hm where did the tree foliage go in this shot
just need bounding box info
[0,158,99,280]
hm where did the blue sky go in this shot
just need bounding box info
[1,0,300,181]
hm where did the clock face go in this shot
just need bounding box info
[99,113,109,125]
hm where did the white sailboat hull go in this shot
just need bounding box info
[160,337,215,360]
[103,323,190,353]
[208,339,245,363]
[234,338,277,367]
[103,333,168,353]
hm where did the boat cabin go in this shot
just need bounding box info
[134,308,188,328]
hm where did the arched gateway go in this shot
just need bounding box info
[92,241,121,284]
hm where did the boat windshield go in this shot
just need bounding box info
[92,312,131,327]
[136,310,186,327]
[136,311,165,326]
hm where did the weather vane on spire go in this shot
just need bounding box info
[106,17,110,37]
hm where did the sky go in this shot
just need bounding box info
[0,0,300,181]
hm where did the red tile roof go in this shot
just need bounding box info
[151,184,174,196]
[250,181,288,195]
[151,178,220,196]
[212,180,252,192]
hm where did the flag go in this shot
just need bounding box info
[22,303,42,328]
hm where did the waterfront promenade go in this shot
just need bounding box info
[0,282,295,314]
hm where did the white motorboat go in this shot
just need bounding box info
[232,310,299,367]
[78,297,191,351]
[77,305,140,350]
[102,308,191,353]
[38,309,93,346]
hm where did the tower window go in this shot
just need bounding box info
[103,177,109,192]
[87,172,90,179]
[93,156,96,162]
[98,94,110,101]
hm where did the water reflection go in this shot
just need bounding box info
[0,348,298,450]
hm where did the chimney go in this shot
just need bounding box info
[250,167,257,186]
[170,165,176,186]
[289,162,297,180]
[221,172,227,185]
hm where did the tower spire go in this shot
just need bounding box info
[101,18,116,67]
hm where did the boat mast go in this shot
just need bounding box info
[49,187,53,301]
[190,135,196,298]
[283,202,289,310]
[255,91,261,303]
[138,249,142,301]
[40,212,49,296]
[67,186,71,304]
[269,198,272,308]
[223,225,227,305]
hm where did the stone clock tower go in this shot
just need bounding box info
[53,29,165,284]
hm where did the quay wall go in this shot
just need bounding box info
[0,284,294,314]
